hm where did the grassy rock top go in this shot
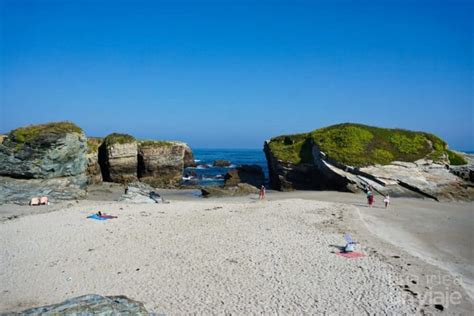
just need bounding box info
[268,123,467,167]
[104,133,136,146]
[8,121,83,144]
[86,137,103,154]
[139,140,175,148]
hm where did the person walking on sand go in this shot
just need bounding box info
[383,195,390,208]
[259,185,266,200]
[367,190,375,207]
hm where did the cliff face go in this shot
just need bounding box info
[86,137,103,184]
[0,122,88,204]
[100,133,138,184]
[137,141,187,188]
[264,124,473,201]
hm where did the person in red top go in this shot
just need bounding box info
[259,185,266,200]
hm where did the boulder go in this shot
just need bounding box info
[119,181,164,203]
[0,134,7,143]
[86,137,103,184]
[100,133,138,184]
[213,159,231,167]
[15,294,148,314]
[201,183,259,197]
[224,164,264,188]
[137,140,187,188]
[0,121,87,179]
[264,123,473,201]
[0,122,88,204]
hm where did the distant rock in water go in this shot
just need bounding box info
[15,294,148,314]
[0,121,88,204]
[137,140,190,188]
[100,133,138,184]
[264,123,473,201]
[213,159,231,167]
[224,164,264,188]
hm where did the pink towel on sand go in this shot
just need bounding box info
[336,251,365,259]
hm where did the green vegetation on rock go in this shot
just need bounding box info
[104,133,135,146]
[9,121,83,144]
[447,150,468,166]
[268,123,455,167]
[139,140,174,148]
[86,137,103,154]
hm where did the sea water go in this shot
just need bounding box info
[183,148,268,186]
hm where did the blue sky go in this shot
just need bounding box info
[1,0,472,149]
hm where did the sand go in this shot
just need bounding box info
[0,188,473,314]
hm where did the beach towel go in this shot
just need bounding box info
[336,251,365,259]
[87,214,117,221]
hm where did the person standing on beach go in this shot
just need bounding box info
[259,185,266,200]
[383,195,390,208]
[367,190,375,207]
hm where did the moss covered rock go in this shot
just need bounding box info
[0,121,87,179]
[264,123,473,200]
[268,123,458,167]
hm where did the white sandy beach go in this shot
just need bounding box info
[0,190,473,314]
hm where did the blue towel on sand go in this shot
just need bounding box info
[87,214,109,221]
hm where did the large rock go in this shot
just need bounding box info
[100,133,138,184]
[137,140,188,188]
[0,122,88,204]
[201,183,259,197]
[0,121,87,179]
[224,164,264,188]
[119,181,164,203]
[14,294,148,314]
[86,137,103,184]
[213,159,231,167]
[264,123,473,200]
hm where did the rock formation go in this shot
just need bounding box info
[137,140,189,188]
[100,133,138,184]
[224,165,265,188]
[264,123,473,201]
[184,145,196,167]
[86,137,103,184]
[0,122,88,204]
[213,159,231,167]
[119,181,164,203]
[201,183,259,197]
[15,294,148,314]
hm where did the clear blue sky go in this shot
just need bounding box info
[1,0,472,149]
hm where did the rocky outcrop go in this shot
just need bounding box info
[184,144,196,167]
[86,137,103,184]
[137,141,188,188]
[0,122,87,179]
[264,124,473,201]
[100,133,138,184]
[15,294,148,314]
[201,183,259,197]
[0,175,88,205]
[119,181,164,203]
[449,153,474,182]
[0,122,88,204]
[213,160,231,167]
[224,165,265,188]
